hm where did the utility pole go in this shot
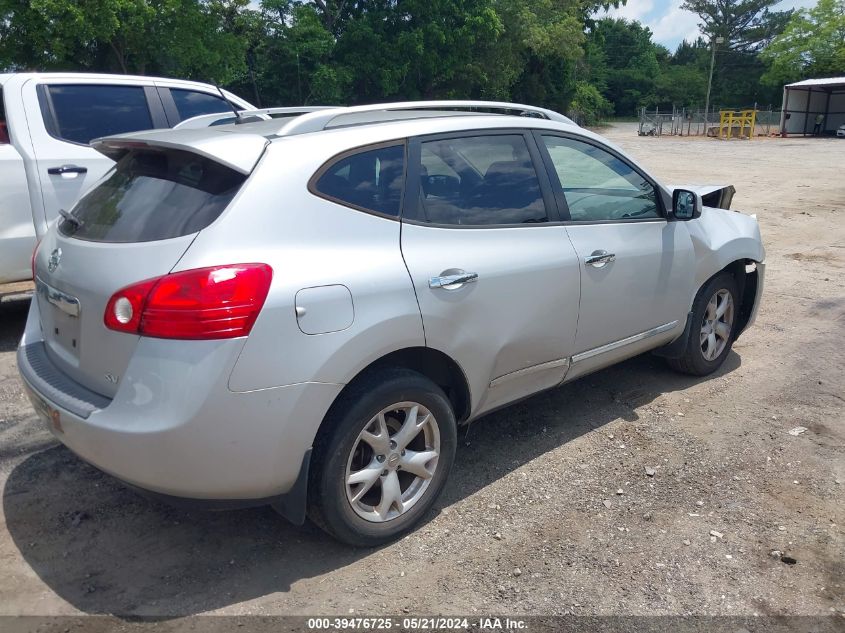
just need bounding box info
[704,36,724,135]
[296,52,303,105]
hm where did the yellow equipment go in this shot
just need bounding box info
[718,109,757,139]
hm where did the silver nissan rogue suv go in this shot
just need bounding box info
[19,101,765,546]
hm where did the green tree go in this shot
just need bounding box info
[0,0,251,83]
[761,0,845,84]
[251,1,347,104]
[1,0,630,116]
[680,0,792,51]
[497,0,589,111]
[680,0,790,108]
[586,18,660,116]
[568,80,612,124]
[653,63,707,108]
[338,0,505,102]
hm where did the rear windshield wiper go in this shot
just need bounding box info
[58,208,84,230]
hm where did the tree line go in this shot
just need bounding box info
[1,0,843,123]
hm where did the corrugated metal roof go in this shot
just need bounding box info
[785,77,845,88]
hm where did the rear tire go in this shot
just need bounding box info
[668,273,739,376]
[308,368,457,547]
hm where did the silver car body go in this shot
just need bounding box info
[19,105,765,510]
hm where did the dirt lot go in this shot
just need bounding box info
[0,124,842,622]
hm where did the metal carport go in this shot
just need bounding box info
[780,77,845,136]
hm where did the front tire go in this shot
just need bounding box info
[308,369,457,546]
[668,273,739,376]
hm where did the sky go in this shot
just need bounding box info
[600,0,817,52]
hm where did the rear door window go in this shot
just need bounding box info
[312,144,405,217]
[46,85,153,145]
[170,89,233,120]
[415,134,547,226]
[59,149,246,242]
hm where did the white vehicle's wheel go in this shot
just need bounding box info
[668,273,739,376]
[308,369,456,546]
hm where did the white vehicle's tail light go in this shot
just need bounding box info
[104,264,273,339]
[31,237,42,278]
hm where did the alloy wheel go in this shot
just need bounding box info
[345,402,440,523]
[700,288,734,361]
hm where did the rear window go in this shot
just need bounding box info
[59,149,246,243]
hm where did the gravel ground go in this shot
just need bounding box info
[0,124,842,621]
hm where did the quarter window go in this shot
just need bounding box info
[171,89,232,120]
[313,144,405,217]
[541,136,660,222]
[47,85,153,145]
[417,135,547,226]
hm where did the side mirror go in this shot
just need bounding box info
[672,189,702,221]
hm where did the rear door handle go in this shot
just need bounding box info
[48,165,88,176]
[585,250,616,268]
[429,271,478,289]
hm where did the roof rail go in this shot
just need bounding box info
[241,106,336,118]
[175,106,336,130]
[275,100,576,136]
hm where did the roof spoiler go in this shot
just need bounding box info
[91,128,269,174]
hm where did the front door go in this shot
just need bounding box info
[535,133,695,376]
[400,131,581,416]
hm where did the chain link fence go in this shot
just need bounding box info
[638,106,782,137]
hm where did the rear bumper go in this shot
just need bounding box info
[17,300,343,502]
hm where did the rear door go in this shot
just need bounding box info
[535,132,695,375]
[400,130,581,416]
[23,78,168,233]
[32,146,248,397]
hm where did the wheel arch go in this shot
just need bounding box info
[281,347,470,527]
[329,347,471,423]
[655,257,761,359]
[312,347,472,457]
[722,258,760,336]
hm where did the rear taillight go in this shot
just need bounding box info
[104,264,273,340]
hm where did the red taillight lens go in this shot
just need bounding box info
[104,264,273,340]
[104,278,158,334]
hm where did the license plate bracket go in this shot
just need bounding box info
[23,383,64,434]
[35,277,82,358]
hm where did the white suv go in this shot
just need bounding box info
[0,72,253,284]
[20,102,765,545]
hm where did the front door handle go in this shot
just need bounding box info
[47,165,88,176]
[585,250,616,268]
[429,271,478,290]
